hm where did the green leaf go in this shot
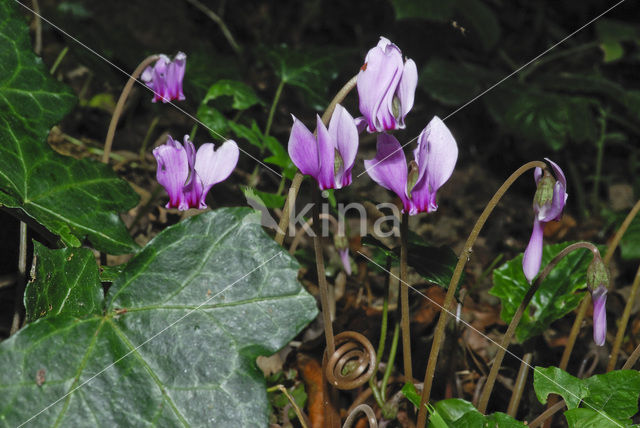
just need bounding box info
[264,45,343,111]
[242,186,286,210]
[99,262,128,283]
[533,366,587,409]
[600,41,624,63]
[228,120,266,150]
[361,235,459,291]
[0,2,138,253]
[401,382,421,407]
[490,242,594,342]
[419,59,495,106]
[620,216,640,260]
[390,0,455,22]
[0,208,318,427]
[432,398,525,427]
[564,408,629,428]
[582,370,640,419]
[486,85,597,150]
[455,0,500,50]
[596,18,640,44]
[202,79,262,111]
[24,242,102,322]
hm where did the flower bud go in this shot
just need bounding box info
[587,255,609,292]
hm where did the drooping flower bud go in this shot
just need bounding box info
[587,255,609,346]
[333,234,351,275]
[141,52,186,103]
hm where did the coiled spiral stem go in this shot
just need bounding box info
[325,331,376,390]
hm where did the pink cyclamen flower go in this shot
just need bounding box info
[141,52,186,103]
[357,37,418,133]
[591,284,607,346]
[153,135,239,210]
[288,104,359,190]
[364,116,458,215]
[339,249,352,276]
[522,158,568,283]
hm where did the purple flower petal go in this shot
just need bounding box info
[545,157,566,190]
[523,219,544,283]
[396,58,417,126]
[357,37,403,133]
[364,133,410,212]
[339,248,352,276]
[591,284,607,346]
[328,104,359,188]
[192,140,239,208]
[411,116,458,213]
[288,115,320,177]
[354,117,368,134]
[165,51,186,102]
[315,115,336,190]
[153,136,190,210]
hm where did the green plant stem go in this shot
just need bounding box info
[607,262,640,371]
[265,80,285,137]
[591,110,607,209]
[313,188,335,356]
[9,221,28,336]
[478,242,600,414]
[138,116,160,163]
[266,385,309,428]
[559,198,640,371]
[102,54,159,164]
[519,42,598,80]
[369,257,391,410]
[622,342,640,370]
[416,160,547,428]
[507,352,533,417]
[182,0,241,55]
[274,74,358,246]
[400,211,412,383]
[49,46,68,75]
[382,323,400,401]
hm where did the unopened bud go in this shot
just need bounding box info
[334,234,348,250]
[587,255,609,292]
[533,172,556,210]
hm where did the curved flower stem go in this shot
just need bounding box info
[477,243,600,414]
[622,342,640,370]
[559,198,640,371]
[274,74,358,246]
[313,188,335,356]
[102,55,159,164]
[265,80,285,137]
[416,160,547,427]
[266,385,310,428]
[399,211,412,383]
[609,263,640,371]
[507,352,533,417]
[342,404,378,428]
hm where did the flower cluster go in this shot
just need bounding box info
[141,52,186,103]
[153,135,239,210]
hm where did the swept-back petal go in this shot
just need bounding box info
[316,115,336,190]
[545,157,566,189]
[150,55,170,103]
[329,105,358,188]
[591,285,607,346]
[288,116,320,177]
[165,51,186,102]
[522,219,544,283]
[364,133,410,211]
[357,37,403,132]
[396,58,417,125]
[193,140,240,208]
[153,136,190,210]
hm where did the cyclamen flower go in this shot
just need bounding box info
[141,52,186,103]
[288,104,359,190]
[522,158,568,283]
[357,37,417,133]
[591,284,607,346]
[153,135,239,210]
[364,116,458,215]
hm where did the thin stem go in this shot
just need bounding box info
[559,198,640,371]
[477,242,600,414]
[102,55,159,164]
[139,116,160,163]
[507,352,533,417]
[622,342,640,370]
[608,263,640,371]
[266,385,309,428]
[528,400,566,428]
[382,323,401,401]
[10,222,28,335]
[342,404,378,428]
[289,213,339,254]
[274,74,358,246]
[32,0,42,55]
[400,211,412,383]
[591,110,607,209]
[313,189,335,356]
[182,0,242,55]
[265,80,285,137]
[49,46,69,75]
[519,42,598,80]
[416,160,547,428]
[369,257,392,410]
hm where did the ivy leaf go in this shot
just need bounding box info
[490,242,594,342]
[533,366,587,409]
[0,208,318,427]
[564,408,629,428]
[582,370,640,419]
[390,0,455,22]
[24,242,102,323]
[0,2,138,253]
